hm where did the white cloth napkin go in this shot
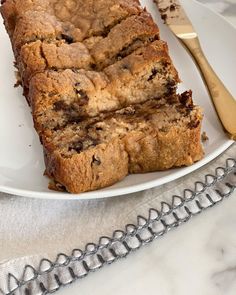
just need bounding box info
[0,144,235,293]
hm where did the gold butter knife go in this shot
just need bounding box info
[155,0,236,140]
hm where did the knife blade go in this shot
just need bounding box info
[155,0,236,140]
[154,0,197,38]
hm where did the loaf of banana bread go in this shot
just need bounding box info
[0,0,204,194]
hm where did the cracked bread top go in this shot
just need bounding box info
[17,11,160,87]
[1,0,142,53]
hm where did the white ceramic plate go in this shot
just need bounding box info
[0,0,234,200]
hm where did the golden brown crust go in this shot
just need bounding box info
[18,40,93,88]
[44,99,203,193]
[0,0,17,38]
[1,0,142,54]
[89,12,160,69]
[125,126,203,173]
[44,138,129,193]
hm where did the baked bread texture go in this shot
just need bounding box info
[30,41,179,135]
[1,0,142,49]
[0,0,204,194]
[18,12,160,88]
[43,92,203,193]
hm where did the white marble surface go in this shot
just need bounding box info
[56,2,236,294]
[198,0,236,28]
[59,192,236,295]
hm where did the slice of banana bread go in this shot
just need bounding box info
[17,11,159,88]
[29,41,180,135]
[43,91,203,193]
[87,12,159,69]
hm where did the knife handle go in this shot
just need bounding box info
[179,36,236,140]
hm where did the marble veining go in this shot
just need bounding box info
[212,266,236,293]
[197,0,236,27]
[57,193,236,295]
